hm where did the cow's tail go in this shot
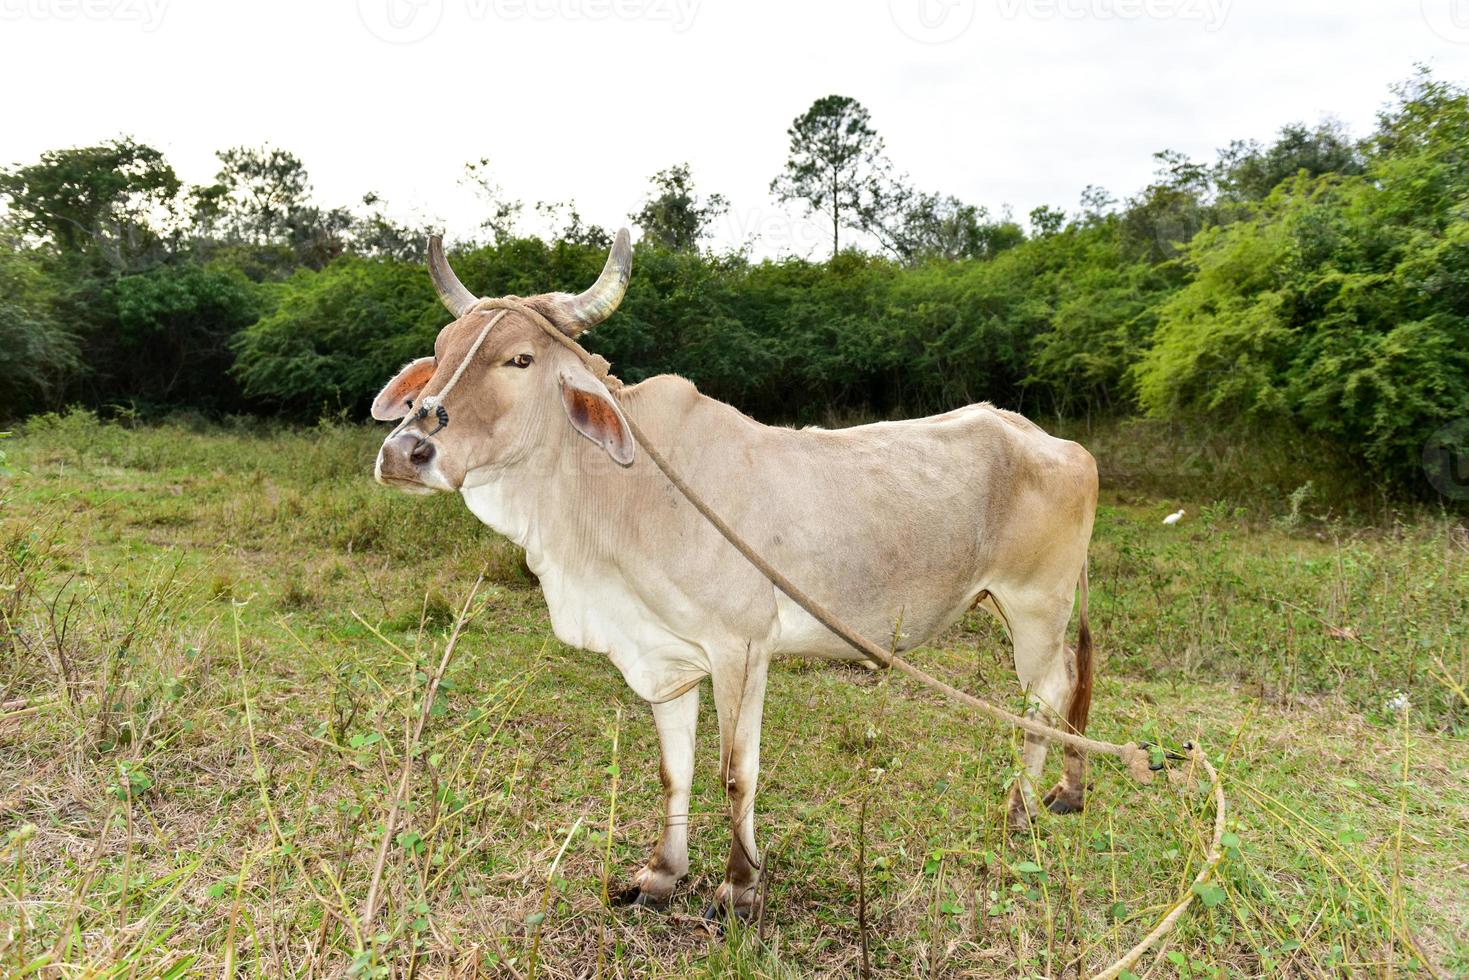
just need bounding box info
[1066,560,1093,736]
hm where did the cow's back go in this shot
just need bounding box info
[618,379,1096,656]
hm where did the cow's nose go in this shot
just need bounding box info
[377,432,437,486]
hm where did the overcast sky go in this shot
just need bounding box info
[4,0,1469,256]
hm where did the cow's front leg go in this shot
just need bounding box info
[707,652,770,922]
[618,684,699,908]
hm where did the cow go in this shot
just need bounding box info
[373,230,1099,920]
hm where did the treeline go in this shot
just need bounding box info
[3,70,1468,492]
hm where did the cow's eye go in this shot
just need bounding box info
[507,353,534,369]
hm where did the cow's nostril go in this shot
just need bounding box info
[409,440,436,466]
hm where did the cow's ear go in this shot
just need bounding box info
[372,357,436,421]
[559,366,634,466]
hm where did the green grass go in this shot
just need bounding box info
[1,410,1466,977]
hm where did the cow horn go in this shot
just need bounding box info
[559,228,632,334]
[427,234,479,318]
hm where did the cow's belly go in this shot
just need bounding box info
[770,587,979,660]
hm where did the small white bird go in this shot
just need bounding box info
[1162,508,1186,526]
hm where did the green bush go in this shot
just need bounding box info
[1137,169,1469,486]
[232,256,442,414]
[105,262,264,411]
[10,71,1469,499]
[0,238,78,419]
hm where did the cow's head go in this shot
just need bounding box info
[373,230,635,493]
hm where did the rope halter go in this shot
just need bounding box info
[400,308,509,442]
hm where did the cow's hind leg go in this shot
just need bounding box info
[1002,595,1082,831]
[618,684,699,908]
[706,649,770,922]
[1042,740,1087,814]
[1045,565,1092,815]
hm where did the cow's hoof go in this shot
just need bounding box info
[1006,795,1036,835]
[612,885,669,910]
[1043,783,1085,815]
[700,901,753,929]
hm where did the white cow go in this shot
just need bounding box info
[374,231,1098,919]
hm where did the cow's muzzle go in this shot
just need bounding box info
[375,432,441,493]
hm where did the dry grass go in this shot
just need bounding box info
[0,412,1466,977]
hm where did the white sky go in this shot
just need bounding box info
[3,0,1469,257]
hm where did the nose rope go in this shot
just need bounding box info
[423,308,507,410]
[391,308,508,442]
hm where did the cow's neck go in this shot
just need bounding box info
[459,414,659,673]
[458,420,628,577]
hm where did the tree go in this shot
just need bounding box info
[873,192,1025,261]
[196,146,311,245]
[349,193,430,262]
[1078,185,1117,224]
[191,146,349,270]
[461,158,523,243]
[1029,205,1066,237]
[1216,120,1363,202]
[533,200,610,249]
[771,95,893,257]
[0,138,180,272]
[630,163,729,251]
[0,226,78,417]
[1121,150,1218,262]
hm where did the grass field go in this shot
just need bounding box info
[1,410,1467,978]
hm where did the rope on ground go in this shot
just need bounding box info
[1093,746,1225,980]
